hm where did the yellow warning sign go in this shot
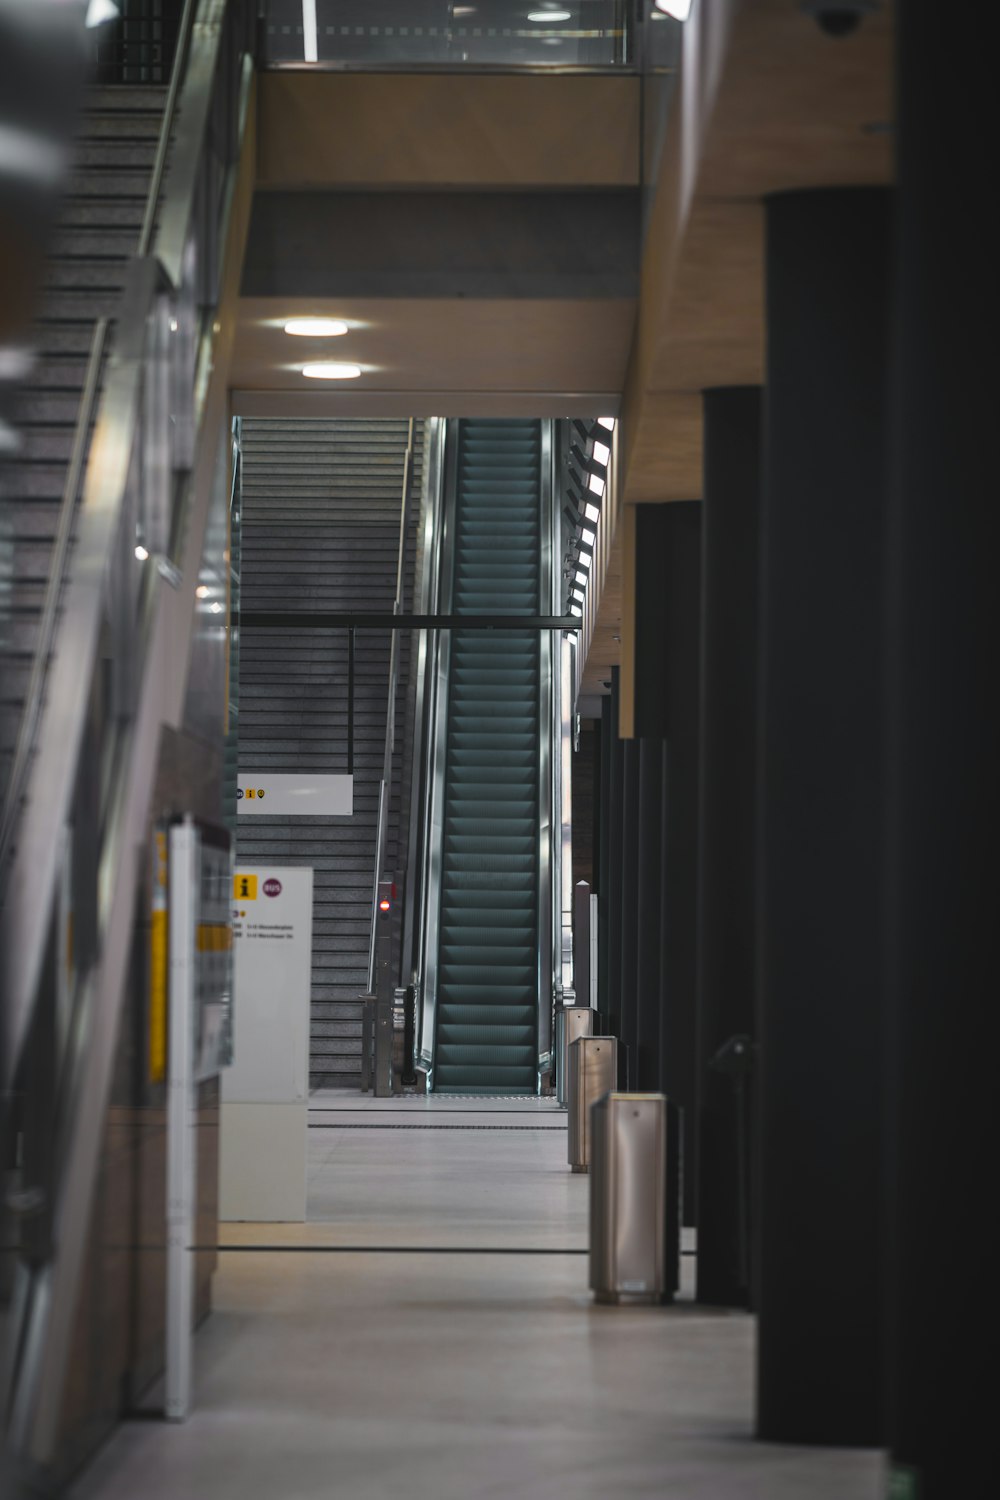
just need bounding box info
[234,874,258,900]
[149,828,169,1084]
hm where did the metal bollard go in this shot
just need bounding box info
[590,1092,668,1304]
[556,1005,595,1107]
[567,1035,618,1173]
[359,994,375,1092]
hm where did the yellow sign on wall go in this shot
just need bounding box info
[149,829,169,1083]
[234,873,258,900]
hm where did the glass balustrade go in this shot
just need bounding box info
[262,0,633,69]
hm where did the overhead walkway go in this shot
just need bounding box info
[432,420,543,1095]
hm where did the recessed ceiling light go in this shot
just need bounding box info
[284,318,349,338]
[578,553,592,571]
[302,363,362,380]
[588,473,605,496]
[584,502,600,522]
[654,0,693,19]
[86,0,120,27]
[592,440,611,467]
[528,9,571,21]
[196,584,210,599]
[453,5,477,13]
[575,570,588,586]
[135,545,149,561]
[597,417,616,431]
[211,602,223,614]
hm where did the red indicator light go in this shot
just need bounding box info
[379,899,391,911]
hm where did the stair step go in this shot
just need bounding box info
[50,227,141,260]
[65,171,152,200]
[40,289,126,320]
[59,199,147,229]
[44,259,130,292]
[71,139,159,170]
[79,111,164,141]
[85,86,169,112]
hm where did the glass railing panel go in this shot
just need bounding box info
[263,1,632,69]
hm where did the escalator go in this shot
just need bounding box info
[0,3,256,1487]
[433,420,543,1094]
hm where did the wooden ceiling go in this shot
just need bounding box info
[230,297,634,413]
[579,0,894,711]
[231,73,641,416]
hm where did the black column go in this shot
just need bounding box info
[619,738,640,1088]
[885,9,996,1495]
[756,189,890,1446]
[695,386,762,1308]
[604,669,624,1042]
[597,693,613,1030]
[635,737,664,1091]
[635,501,702,1223]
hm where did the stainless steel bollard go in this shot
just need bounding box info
[556,1005,595,1107]
[567,1035,618,1173]
[590,1092,667,1304]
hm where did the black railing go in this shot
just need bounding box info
[92,0,187,85]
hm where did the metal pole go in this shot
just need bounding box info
[368,422,415,994]
[347,626,355,776]
[166,818,198,1422]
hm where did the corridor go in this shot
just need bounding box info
[69,1097,883,1500]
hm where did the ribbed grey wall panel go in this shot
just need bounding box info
[237,419,422,1088]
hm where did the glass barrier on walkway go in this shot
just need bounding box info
[263,1,633,69]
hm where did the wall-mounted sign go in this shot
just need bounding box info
[236,772,353,817]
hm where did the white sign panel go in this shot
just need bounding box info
[221,866,313,1220]
[237,772,353,817]
[225,866,313,1104]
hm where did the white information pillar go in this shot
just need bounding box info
[166,819,198,1422]
[220,866,313,1221]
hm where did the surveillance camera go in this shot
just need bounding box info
[800,0,878,37]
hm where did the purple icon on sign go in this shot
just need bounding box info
[263,878,282,898]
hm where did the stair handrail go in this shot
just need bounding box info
[0,318,108,882]
[138,0,202,259]
[368,418,416,993]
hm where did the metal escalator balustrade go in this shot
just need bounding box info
[0,0,256,1480]
[434,420,542,1095]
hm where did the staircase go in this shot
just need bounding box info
[237,418,423,1088]
[0,86,166,791]
[433,420,542,1094]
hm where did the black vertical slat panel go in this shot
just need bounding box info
[236,419,423,1088]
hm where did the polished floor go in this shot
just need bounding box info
[70,1093,885,1499]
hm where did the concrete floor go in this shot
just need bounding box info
[69,1093,886,1500]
